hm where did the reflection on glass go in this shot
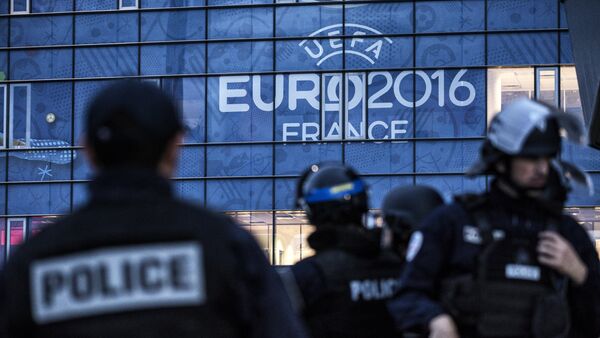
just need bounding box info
[274,211,314,265]
[560,67,583,120]
[536,67,558,107]
[28,216,57,238]
[7,218,26,257]
[487,67,534,124]
[228,211,273,263]
[565,207,600,257]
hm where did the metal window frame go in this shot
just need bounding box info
[6,217,26,258]
[535,66,559,107]
[0,85,6,149]
[10,0,30,15]
[8,83,32,149]
[119,0,139,10]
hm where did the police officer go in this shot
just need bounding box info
[380,185,444,259]
[389,99,600,338]
[0,81,308,338]
[281,162,403,338]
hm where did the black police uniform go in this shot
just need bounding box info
[289,225,403,338]
[0,169,308,338]
[389,182,600,338]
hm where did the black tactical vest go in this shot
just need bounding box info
[305,250,402,338]
[441,195,569,338]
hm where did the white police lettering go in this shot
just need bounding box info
[30,242,205,324]
[405,231,423,262]
[505,264,541,281]
[349,278,400,301]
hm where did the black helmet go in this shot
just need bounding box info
[296,163,368,227]
[468,99,585,176]
[85,80,183,168]
[381,185,443,253]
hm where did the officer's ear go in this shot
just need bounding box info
[82,134,100,172]
[158,132,184,178]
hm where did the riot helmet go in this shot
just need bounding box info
[381,185,444,254]
[468,99,585,177]
[296,163,368,227]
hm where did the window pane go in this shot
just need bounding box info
[7,183,70,215]
[76,0,116,11]
[207,179,273,211]
[345,142,414,174]
[416,69,485,137]
[208,75,273,142]
[228,211,273,263]
[276,39,342,71]
[76,13,138,44]
[7,218,26,257]
[275,74,320,140]
[163,77,205,143]
[10,49,73,80]
[32,0,73,12]
[141,44,205,75]
[560,32,573,64]
[274,178,296,210]
[208,42,272,73]
[415,140,482,173]
[11,16,72,46]
[208,7,273,39]
[488,0,557,30]
[367,71,414,139]
[74,80,117,144]
[345,37,413,70]
[10,85,30,148]
[173,180,204,205]
[28,216,57,237]
[207,145,272,177]
[8,151,72,181]
[536,68,557,107]
[0,86,6,148]
[0,19,7,47]
[415,175,486,202]
[416,1,484,33]
[560,67,582,121]
[12,0,28,12]
[416,35,485,67]
[75,47,138,77]
[72,182,89,208]
[566,174,600,207]
[276,5,341,37]
[363,175,413,209]
[143,0,205,8]
[175,146,204,178]
[487,33,558,66]
[274,210,314,265]
[0,219,5,268]
[141,10,205,42]
[121,0,137,8]
[487,68,534,123]
[347,2,413,35]
[275,142,342,175]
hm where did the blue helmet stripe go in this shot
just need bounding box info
[304,180,365,203]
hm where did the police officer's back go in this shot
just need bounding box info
[283,163,403,338]
[389,99,600,338]
[0,81,307,338]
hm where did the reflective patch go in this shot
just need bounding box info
[30,242,205,324]
[505,264,541,281]
[463,225,481,244]
[405,231,423,262]
[463,225,505,244]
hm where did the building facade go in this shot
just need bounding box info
[1,0,599,266]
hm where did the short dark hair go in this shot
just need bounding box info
[85,81,183,168]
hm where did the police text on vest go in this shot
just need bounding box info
[30,242,205,324]
[349,278,400,301]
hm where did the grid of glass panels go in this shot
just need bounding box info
[1,0,599,264]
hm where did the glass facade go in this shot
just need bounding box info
[1,0,599,265]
